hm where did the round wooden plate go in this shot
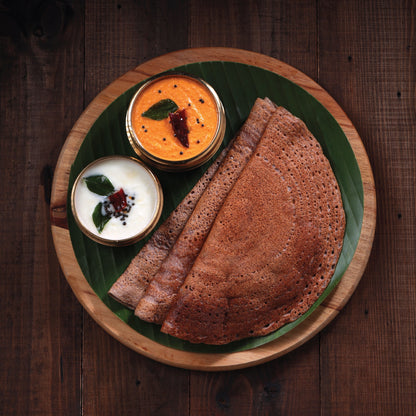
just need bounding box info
[50,47,376,371]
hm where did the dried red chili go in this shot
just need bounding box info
[109,188,127,212]
[169,109,189,148]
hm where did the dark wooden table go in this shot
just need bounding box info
[1,1,415,415]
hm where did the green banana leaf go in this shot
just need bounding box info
[67,61,363,353]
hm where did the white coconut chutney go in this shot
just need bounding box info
[73,157,161,242]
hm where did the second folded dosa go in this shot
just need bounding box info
[135,97,277,323]
[107,145,229,309]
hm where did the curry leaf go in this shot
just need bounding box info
[92,202,110,233]
[84,175,115,196]
[142,99,178,120]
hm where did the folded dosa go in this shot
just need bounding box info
[107,145,229,309]
[161,107,345,344]
[135,97,277,323]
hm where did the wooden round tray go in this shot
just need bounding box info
[50,47,376,371]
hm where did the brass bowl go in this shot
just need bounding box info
[126,73,226,172]
[71,156,163,247]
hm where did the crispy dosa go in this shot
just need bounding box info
[161,107,345,344]
[107,145,229,309]
[135,97,277,323]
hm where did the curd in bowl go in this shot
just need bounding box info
[71,156,163,246]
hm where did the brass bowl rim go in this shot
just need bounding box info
[70,155,163,247]
[125,72,226,171]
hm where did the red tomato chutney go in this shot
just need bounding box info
[130,75,220,162]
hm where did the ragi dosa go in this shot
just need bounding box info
[107,145,229,309]
[134,98,277,323]
[161,107,345,344]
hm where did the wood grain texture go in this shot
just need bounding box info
[318,1,416,415]
[0,1,84,415]
[1,0,414,415]
[189,341,321,415]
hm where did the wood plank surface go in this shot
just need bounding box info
[0,1,85,415]
[0,1,414,416]
[318,1,416,415]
